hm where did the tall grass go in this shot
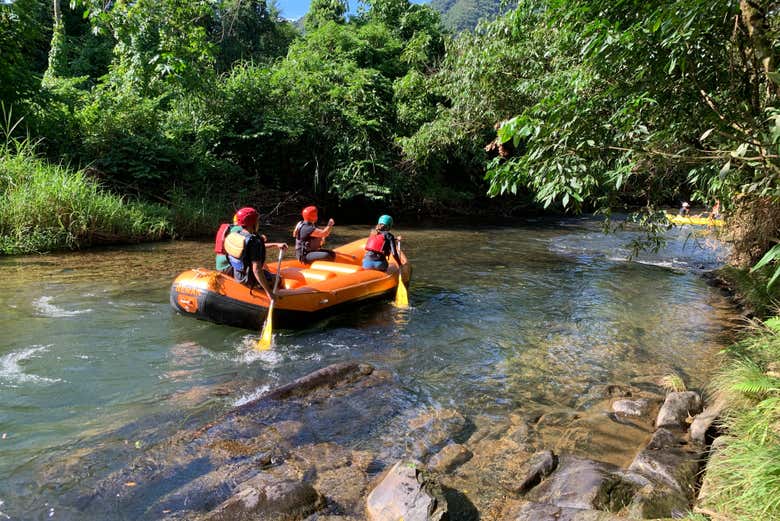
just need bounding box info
[699,318,780,520]
[0,127,226,254]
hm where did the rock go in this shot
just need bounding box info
[612,399,650,418]
[690,399,726,445]
[655,391,702,429]
[628,428,701,500]
[75,362,403,520]
[428,443,472,474]
[501,499,628,520]
[407,408,468,460]
[366,460,447,521]
[289,443,374,513]
[625,483,691,519]
[502,450,557,494]
[525,455,638,512]
[204,475,325,521]
[235,362,374,409]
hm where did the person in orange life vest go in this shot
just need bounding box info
[362,215,405,271]
[214,213,241,274]
[224,207,287,298]
[293,205,336,263]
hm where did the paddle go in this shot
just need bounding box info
[394,239,408,309]
[256,248,285,350]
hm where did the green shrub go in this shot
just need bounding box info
[0,137,174,254]
[702,320,780,520]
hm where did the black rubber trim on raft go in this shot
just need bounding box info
[170,285,397,331]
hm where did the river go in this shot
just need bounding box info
[0,219,738,520]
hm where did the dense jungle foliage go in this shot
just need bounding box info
[1,0,779,283]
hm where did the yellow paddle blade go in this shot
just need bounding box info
[256,301,274,350]
[394,273,409,308]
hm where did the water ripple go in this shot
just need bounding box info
[32,296,92,318]
[0,345,61,386]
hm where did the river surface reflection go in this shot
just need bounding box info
[0,218,738,519]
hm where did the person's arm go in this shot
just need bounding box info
[388,235,402,266]
[396,236,408,265]
[252,260,274,298]
[310,218,335,238]
[266,242,288,250]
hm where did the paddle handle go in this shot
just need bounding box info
[271,247,284,295]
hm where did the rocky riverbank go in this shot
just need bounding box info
[46,359,736,521]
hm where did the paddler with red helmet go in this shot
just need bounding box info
[223,206,287,297]
[293,205,336,264]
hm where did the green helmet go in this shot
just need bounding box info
[378,214,393,227]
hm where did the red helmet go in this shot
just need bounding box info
[302,206,318,222]
[235,207,259,228]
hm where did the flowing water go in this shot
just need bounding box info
[0,219,739,520]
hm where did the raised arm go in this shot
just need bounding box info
[310,218,335,238]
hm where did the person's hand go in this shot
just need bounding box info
[396,235,403,241]
[260,234,268,242]
[327,218,335,227]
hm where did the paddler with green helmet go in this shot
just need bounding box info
[362,214,404,271]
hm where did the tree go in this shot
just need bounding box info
[304,0,348,31]
[0,0,48,107]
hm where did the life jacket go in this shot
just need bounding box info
[365,231,389,255]
[214,223,232,254]
[293,221,322,262]
[225,230,253,284]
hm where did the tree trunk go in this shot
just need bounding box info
[45,0,66,80]
[739,0,778,96]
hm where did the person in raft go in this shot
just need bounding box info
[678,201,691,216]
[362,214,405,271]
[293,205,336,264]
[214,213,240,275]
[224,207,287,297]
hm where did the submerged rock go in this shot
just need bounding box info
[428,443,473,474]
[524,455,639,512]
[500,499,628,521]
[625,483,690,519]
[203,474,324,521]
[406,408,469,461]
[655,391,702,429]
[502,450,557,494]
[611,399,651,418]
[74,362,402,520]
[366,460,448,521]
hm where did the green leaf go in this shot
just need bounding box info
[764,317,780,332]
[751,244,780,272]
[719,160,731,178]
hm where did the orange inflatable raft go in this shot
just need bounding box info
[170,238,411,330]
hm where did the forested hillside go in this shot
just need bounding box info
[1,0,779,290]
[428,0,502,32]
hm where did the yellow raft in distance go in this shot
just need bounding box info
[665,213,724,227]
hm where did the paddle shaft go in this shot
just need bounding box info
[256,248,285,350]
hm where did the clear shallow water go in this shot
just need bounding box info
[0,219,738,519]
